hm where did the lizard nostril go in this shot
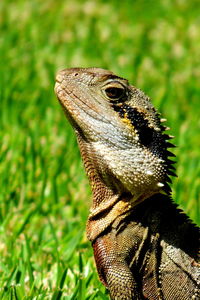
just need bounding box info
[74,73,79,76]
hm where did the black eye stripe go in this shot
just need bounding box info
[111,103,125,118]
[125,104,158,146]
[112,104,159,147]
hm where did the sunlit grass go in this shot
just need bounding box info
[0,0,199,298]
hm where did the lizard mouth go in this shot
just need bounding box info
[55,80,103,122]
[55,73,63,83]
[55,82,84,137]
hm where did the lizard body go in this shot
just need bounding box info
[55,67,200,299]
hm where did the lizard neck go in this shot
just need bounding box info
[76,131,160,241]
[76,130,122,208]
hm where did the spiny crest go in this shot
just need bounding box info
[155,112,177,195]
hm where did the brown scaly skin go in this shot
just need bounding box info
[55,68,200,299]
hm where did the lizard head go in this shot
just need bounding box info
[55,68,175,205]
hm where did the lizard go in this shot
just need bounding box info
[54,67,200,300]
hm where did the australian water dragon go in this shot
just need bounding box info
[55,67,199,300]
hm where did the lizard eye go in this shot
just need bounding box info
[103,80,127,102]
[105,87,125,99]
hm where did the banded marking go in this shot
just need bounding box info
[112,103,155,146]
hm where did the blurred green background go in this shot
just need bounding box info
[0,0,199,298]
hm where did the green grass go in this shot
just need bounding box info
[0,0,199,298]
